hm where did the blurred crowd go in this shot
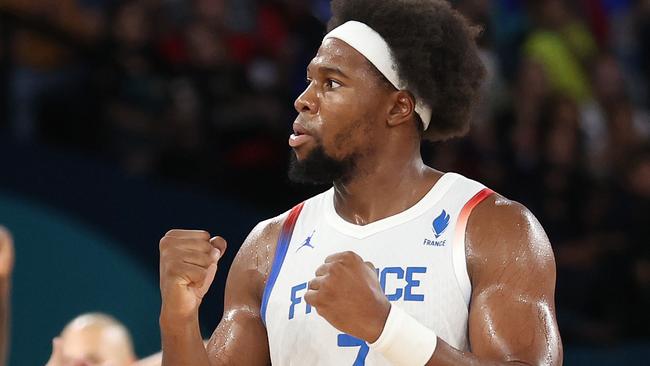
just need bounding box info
[0,0,648,349]
[436,0,650,345]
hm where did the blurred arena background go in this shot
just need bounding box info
[0,0,648,364]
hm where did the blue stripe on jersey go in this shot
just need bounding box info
[260,202,305,325]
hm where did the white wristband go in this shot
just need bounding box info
[369,304,438,366]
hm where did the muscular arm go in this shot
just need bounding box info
[426,195,563,365]
[204,215,285,365]
[159,215,284,366]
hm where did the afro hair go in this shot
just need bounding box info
[328,0,486,141]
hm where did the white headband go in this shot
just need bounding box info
[323,21,433,130]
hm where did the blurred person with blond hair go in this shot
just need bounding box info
[45,313,136,366]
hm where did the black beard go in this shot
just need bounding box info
[288,144,356,185]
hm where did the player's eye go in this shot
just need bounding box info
[326,79,342,89]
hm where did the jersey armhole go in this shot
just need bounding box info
[451,188,494,307]
[260,202,305,326]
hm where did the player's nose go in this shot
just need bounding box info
[294,84,318,114]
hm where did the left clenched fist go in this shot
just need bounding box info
[304,251,390,343]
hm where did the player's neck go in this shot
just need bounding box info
[331,156,441,226]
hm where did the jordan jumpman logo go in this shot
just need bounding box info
[296,230,316,252]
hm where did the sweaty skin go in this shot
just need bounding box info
[159,39,562,366]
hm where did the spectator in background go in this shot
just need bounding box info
[103,0,165,175]
[536,95,588,234]
[45,313,136,366]
[156,0,232,183]
[607,0,650,108]
[618,145,650,339]
[455,0,509,187]
[524,0,597,102]
[0,227,14,366]
[1,0,105,142]
[582,53,650,179]
[639,1,650,107]
[486,57,550,201]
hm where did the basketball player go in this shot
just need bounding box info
[158,0,563,365]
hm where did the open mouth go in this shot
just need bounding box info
[293,123,309,137]
[289,123,314,148]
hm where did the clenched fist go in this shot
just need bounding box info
[305,251,390,343]
[159,230,227,321]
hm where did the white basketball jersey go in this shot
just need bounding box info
[261,173,494,366]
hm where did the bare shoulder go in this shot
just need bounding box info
[464,194,563,363]
[225,210,291,303]
[207,211,291,365]
[465,193,556,286]
[235,210,289,272]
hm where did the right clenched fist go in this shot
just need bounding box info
[159,230,227,320]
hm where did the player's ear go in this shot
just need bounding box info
[386,90,416,128]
